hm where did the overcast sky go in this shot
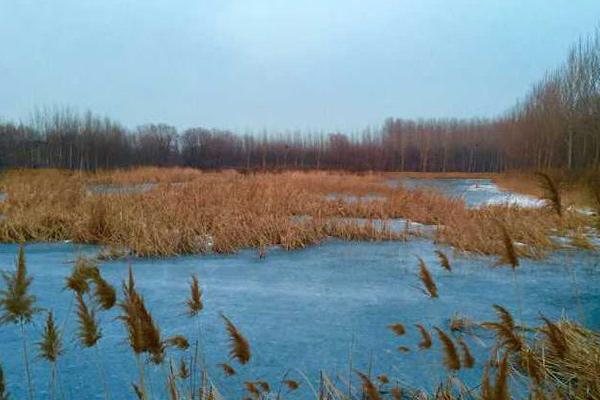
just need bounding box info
[1,1,599,132]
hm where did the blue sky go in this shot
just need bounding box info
[1,1,599,132]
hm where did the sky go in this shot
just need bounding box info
[1,1,600,132]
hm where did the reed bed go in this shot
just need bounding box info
[0,168,593,257]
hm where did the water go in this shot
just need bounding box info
[389,178,544,208]
[0,179,598,399]
[86,183,157,195]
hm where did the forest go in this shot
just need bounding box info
[1,28,600,173]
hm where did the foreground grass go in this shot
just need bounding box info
[0,247,598,400]
[0,168,594,257]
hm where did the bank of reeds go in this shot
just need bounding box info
[0,169,592,257]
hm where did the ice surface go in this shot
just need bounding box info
[0,241,597,399]
[389,178,545,208]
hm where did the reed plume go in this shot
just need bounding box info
[481,305,523,353]
[498,224,519,269]
[0,246,39,325]
[186,274,203,317]
[118,265,166,363]
[434,327,461,371]
[178,358,190,379]
[218,363,236,377]
[283,379,300,391]
[119,266,145,354]
[388,323,406,336]
[75,293,101,347]
[65,256,100,295]
[435,250,452,272]
[480,366,492,400]
[457,338,475,368]
[415,324,433,349]
[0,246,38,400]
[417,257,438,298]
[38,311,63,362]
[221,314,251,365]
[166,335,190,350]
[536,172,562,217]
[92,275,116,310]
[494,352,510,400]
[136,295,164,364]
[540,317,568,358]
[244,382,260,399]
[255,380,270,392]
[355,371,382,400]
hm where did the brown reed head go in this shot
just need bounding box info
[418,257,438,298]
[540,316,568,358]
[0,245,39,325]
[494,352,510,400]
[355,371,382,400]
[75,292,102,348]
[388,323,406,336]
[498,223,519,269]
[435,250,452,272]
[119,264,164,361]
[221,313,251,365]
[433,327,461,371]
[415,324,433,349]
[38,311,63,363]
[93,275,116,310]
[218,363,236,377]
[457,337,475,369]
[178,358,190,379]
[118,270,145,354]
[186,274,203,317]
[481,305,524,354]
[65,256,100,294]
[535,172,562,218]
[166,335,190,350]
[283,379,300,391]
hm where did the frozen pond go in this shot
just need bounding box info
[0,241,598,399]
[86,183,157,195]
[389,178,544,208]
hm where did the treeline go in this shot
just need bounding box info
[2,28,600,172]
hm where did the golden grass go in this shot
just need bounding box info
[0,168,593,257]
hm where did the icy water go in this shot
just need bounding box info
[389,178,544,208]
[0,179,598,399]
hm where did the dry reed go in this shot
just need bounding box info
[418,258,438,298]
[0,169,590,258]
[415,324,433,349]
[433,328,461,371]
[221,314,251,365]
[435,250,452,272]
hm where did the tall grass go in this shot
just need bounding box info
[0,246,39,400]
